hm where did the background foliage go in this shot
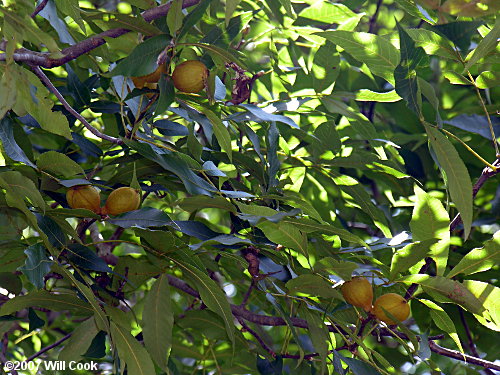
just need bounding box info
[0,0,499,374]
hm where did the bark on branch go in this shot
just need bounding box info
[0,0,202,67]
[166,274,500,371]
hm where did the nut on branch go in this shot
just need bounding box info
[66,185,101,214]
[172,60,208,93]
[102,187,141,216]
[372,293,410,325]
[341,276,373,312]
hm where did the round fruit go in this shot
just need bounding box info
[66,185,101,214]
[341,277,373,311]
[131,63,167,89]
[172,60,208,93]
[372,293,410,325]
[102,187,141,216]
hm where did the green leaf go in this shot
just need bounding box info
[405,29,456,60]
[286,274,341,299]
[410,185,450,275]
[58,318,98,362]
[443,71,472,85]
[54,265,110,332]
[0,117,36,168]
[316,30,399,84]
[390,239,436,280]
[394,0,437,24]
[143,274,173,371]
[123,140,216,196]
[28,308,45,331]
[155,75,175,114]
[65,244,112,273]
[447,230,500,278]
[111,322,156,375]
[399,274,484,315]
[302,306,329,374]
[0,272,22,295]
[330,172,392,238]
[225,0,242,26]
[337,352,381,375]
[0,68,17,119]
[14,67,72,139]
[179,196,236,213]
[464,18,500,71]
[284,218,368,248]
[316,258,359,281]
[258,221,308,257]
[178,0,214,40]
[199,107,233,162]
[55,0,85,33]
[2,9,60,52]
[431,21,483,54]
[462,280,500,331]
[278,0,294,18]
[172,260,235,345]
[0,171,46,213]
[353,89,402,102]
[0,290,93,316]
[94,13,162,36]
[135,228,181,253]
[298,2,358,24]
[17,244,53,289]
[395,22,425,115]
[425,125,473,239]
[110,35,169,77]
[418,299,463,353]
[167,0,184,35]
[37,151,85,178]
[475,71,500,89]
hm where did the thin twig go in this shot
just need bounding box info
[458,308,496,375]
[404,257,433,300]
[237,317,275,357]
[428,340,500,371]
[31,0,49,18]
[26,333,72,362]
[240,280,255,306]
[466,71,499,157]
[30,66,124,145]
[368,0,383,34]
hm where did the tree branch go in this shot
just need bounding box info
[428,340,500,371]
[368,0,383,34]
[458,308,496,375]
[31,66,124,145]
[237,317,275,357]
[31,0,49,18]
[0,0,202,67]
[165,274,497,371]
[26,333,72,362]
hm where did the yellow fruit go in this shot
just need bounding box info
[172,60,208,93]
[131,63,167,89]
[66,185,101,214]
[103,187,141,216]
[341,277,373,311]
[372,293,410,325]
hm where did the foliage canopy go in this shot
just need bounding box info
[0,0,499,374]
